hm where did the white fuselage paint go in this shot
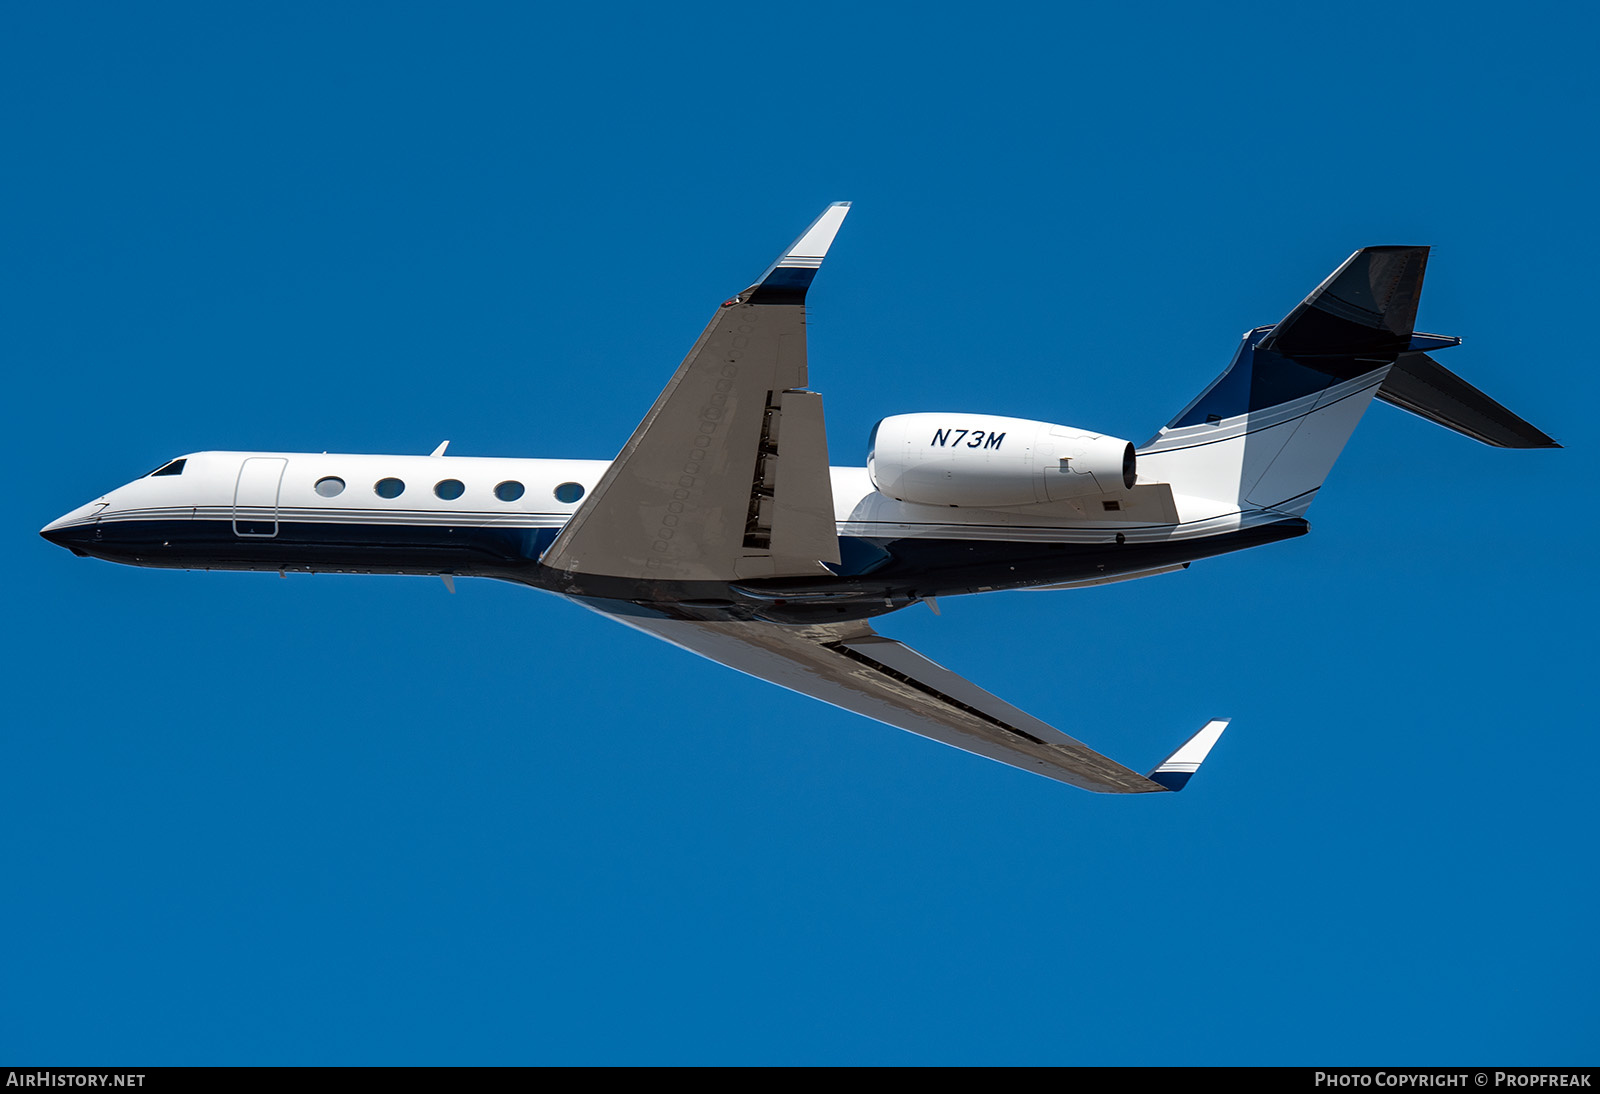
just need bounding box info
[43,450,1270,551]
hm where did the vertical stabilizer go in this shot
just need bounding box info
[1137,247,1430,516]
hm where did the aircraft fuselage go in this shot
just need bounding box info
[41,448,1304,624]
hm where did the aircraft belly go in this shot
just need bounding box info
[49,518,556,577]
[819,520,1307,597]
[53,513,1307,619]
[549,519,1309,624]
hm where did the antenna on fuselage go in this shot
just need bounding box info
[430,440,450,457]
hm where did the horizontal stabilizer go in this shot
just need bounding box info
[1378,352,1560,448]
[1259,246,1429,358]
[1409,331,1462,352]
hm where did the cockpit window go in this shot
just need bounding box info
[148,459,187,477]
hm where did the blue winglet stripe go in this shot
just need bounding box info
[747,266,818,305]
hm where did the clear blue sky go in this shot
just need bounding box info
[6,1,1595,1065]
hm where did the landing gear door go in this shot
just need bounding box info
[234,457,286,537]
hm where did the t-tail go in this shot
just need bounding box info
[1137,246,1559,518]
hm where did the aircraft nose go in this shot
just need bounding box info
[40,520,82,552]
[41,499,109,554]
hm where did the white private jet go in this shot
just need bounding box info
[40,204,1559,792]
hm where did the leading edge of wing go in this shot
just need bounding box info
[587,606,1228,794]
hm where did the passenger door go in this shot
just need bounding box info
[233,457,286,537]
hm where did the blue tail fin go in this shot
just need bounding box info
[1137,247,1431,515]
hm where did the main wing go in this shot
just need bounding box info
[542,203,851,583]
[550,204,1227,791]
[593,609,1228,793]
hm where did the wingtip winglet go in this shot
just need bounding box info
[746,203,853,304]
[1146,718,1230,792]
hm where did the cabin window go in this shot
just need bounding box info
[554,482,585,504]
[314,476,346,498]
[434,479,465,500]
[148,459,187,477]
[494,481,525,502]
[375,477,406,499]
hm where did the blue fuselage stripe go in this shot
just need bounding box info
[45,516,1310,614]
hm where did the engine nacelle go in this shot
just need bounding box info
[868,413,1136,508]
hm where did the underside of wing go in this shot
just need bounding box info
[592,608,1227,793]
[542,204,851,583]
